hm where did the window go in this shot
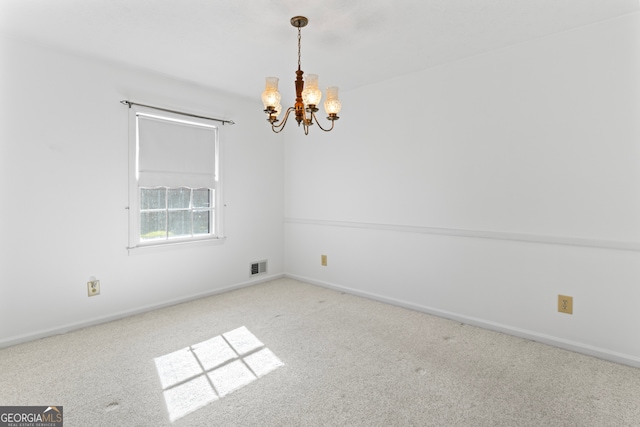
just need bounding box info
[128,105,223,250]
[140,187,213,241]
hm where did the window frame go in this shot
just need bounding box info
[127,104,224,252]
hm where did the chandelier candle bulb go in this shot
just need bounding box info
[262,16,342,135]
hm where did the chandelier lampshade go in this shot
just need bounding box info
[262,16,341,135]
[324,86,342,118]
[301,74,322,107]
[262,77,281,110]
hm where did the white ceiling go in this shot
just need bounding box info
[1,0,638,102]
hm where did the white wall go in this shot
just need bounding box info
[0,35,284,346]
[284,12,640,367]
[3,11,640,368]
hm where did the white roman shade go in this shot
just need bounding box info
[137,113,218,188]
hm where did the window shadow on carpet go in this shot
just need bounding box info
[154,326,284,422]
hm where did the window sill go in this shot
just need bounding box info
[127,236,226,255]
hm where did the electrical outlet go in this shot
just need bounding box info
[88,280,100,297]
[558,295,572,314]
[321,255,327,266]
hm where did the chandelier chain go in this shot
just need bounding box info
[297,27,302,70]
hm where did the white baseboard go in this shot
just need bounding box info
[0,273,285,349]
[285,273,640,369]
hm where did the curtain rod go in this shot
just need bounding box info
[120,100,235,125]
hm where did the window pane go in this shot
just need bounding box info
[168,188,191,209]
[141,188,166,210]
[141,211,166,240]
[193,211,210,235]
[192,188,211,208]
[168,210,191,238]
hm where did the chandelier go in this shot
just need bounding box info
[261,16,342,135]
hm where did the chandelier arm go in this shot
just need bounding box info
[274,107,295,128]
[310,111,336,132]
[272,122,287,133]
[271,107,295,133]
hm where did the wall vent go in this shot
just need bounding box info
[250,260,267,276]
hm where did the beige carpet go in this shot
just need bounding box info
[1,278,639,426]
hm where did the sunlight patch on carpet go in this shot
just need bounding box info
[154,326,284,422]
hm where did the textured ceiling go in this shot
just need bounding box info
[1,0,638,102]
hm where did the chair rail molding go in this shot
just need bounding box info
[284,217,640,252]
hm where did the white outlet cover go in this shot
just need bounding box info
[87,280,100,297]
